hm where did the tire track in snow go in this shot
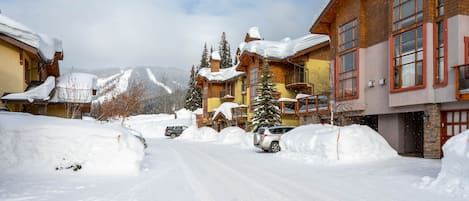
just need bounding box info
[167,146,216,201]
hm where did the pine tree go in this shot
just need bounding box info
[184,65,202,111]
[251,59,281,130]
[200,43,209,69]
[218,32,233,69]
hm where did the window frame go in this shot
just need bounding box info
[433,18,448,88]
[249,67,259,110]
[390,0,426,93]
[392,0,423,32]
[336,18,359,101]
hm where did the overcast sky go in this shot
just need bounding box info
[0,0,328,71]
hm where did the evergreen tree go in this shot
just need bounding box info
[218,32,233,69]
[200,43,209,69]
[251,59,281,130]
[184,65,202,111]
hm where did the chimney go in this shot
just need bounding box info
[210,51,221,72]
[244,27,262,43]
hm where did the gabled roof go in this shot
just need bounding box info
[309,0,337,34]
[240,34,329,60]
[50,73,98,103]
[0,14,62,63]
[212,102,240,121]
[198,66,245,82]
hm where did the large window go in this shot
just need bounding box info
[393,27,424,89]
[339,19,358,52]
[393,0,423,31]
[339,51,357,98]
[337,19,358,99]
[250,68,258,102]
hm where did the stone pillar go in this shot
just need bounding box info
[423,104,441,159]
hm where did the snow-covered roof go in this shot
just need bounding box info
[241,34,329,60]
[247,27,262,39]
[1,76,55,103]
[211,51,221,61]
[50,73,98,103]
[0,14,62,63]
[296,94,311,99]
[212,102,240,121]
[198,66,244,82]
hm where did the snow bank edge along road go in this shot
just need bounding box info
[0,112,144,175]
[279,124,398,164]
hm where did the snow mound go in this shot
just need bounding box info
[177,126,218,142]
[424,132,469,198]
[279,124,397,164]
[1,76,55,102]
[0,112,144,175]
[217,127,246,144]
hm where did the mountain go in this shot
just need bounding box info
[81,66,189,114]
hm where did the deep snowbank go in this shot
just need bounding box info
[217,127,253,147]
[422,132,469,198]
[177,126,218,142]
[0,112,144,175]
[279,124,397,163]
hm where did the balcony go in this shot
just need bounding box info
[278,94,330,116]
[231,106,248,121]
[453,64,469,100]
[285,68,312,90]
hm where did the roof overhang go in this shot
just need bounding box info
[309,0,339,34]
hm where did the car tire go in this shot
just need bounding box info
[269,141,281,153]
[170,133,176,138]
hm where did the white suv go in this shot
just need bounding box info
[253,126,295,152]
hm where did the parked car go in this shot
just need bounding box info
[165,125,188,138]
[253,126,295,152]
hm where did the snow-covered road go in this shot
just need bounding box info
[0,138,463,201]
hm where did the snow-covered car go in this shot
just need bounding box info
[125,128,148,149]
[253,126,295,152]
[165,125,188,138]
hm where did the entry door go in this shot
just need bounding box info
[441,110,469,146]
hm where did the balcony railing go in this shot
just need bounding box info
[278,94,330,116]
[453,64,469,100]
[285,68,310,89]
[231,106,248,120]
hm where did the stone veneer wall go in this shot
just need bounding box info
[423,104,441,158]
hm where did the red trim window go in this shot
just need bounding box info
[392,0,423,31]
[337,19,358,100]
[391,0,425,92]
[393,27,424,90]
[434,0,447,87]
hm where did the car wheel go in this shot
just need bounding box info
[170,133,176,138]
[269,142,281,153]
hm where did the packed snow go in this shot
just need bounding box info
[0,14,62,63]
[420,131,469,198]
[280,124,398,164]
[1,76,55,103]
[241,33,329,59]
[50,73,97,103]
[0,112,144,175]
[145,68,172,94]
[177,126,218,142]
[198,66,245,82]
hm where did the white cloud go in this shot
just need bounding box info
[0,0,327,71]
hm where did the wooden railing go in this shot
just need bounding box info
[453,64,469,100]
[285,69,309,86]
[279,95,330,116]
[231,106,248,119]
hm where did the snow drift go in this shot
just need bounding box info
[0,112,144,175]
[177,126,218,142]
[423,131,469,198]
[279,124,397,164]
[217,127,247,145]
